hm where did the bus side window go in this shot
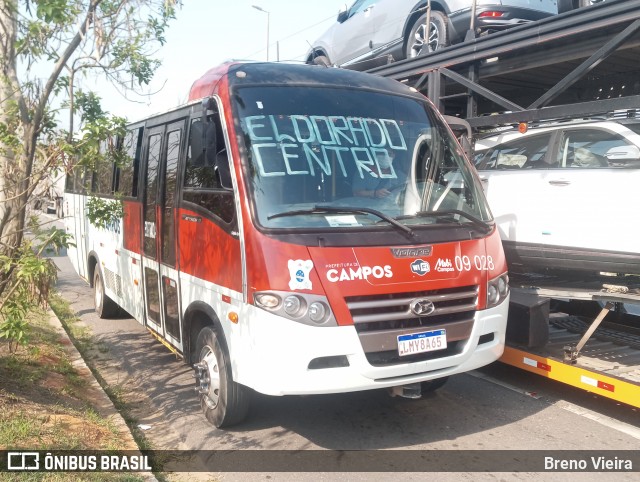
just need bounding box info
[185,118,220,188]
[92,139,115,195]
[182,113,236,226]
[116,127,142,198]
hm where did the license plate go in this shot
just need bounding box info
[397,329,447,357]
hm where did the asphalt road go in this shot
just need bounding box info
[48,217,639,482]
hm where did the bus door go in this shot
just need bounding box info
[141,121,185,351]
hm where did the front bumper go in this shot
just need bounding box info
[229,298,509,396]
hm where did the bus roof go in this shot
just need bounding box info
[188,61,420,102]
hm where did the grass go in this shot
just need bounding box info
[0,300,146,482]
[48,294,93,353]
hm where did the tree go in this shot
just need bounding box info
[0,0,178,347]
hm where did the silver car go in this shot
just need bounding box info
[307,0,558,67]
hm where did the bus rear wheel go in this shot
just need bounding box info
[93,269,119,319]
[194,326,250,428]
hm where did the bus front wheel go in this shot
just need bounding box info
[194,325,250,428]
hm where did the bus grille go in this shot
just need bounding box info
[345,285,478,367]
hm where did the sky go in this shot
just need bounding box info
[96,0,347,123]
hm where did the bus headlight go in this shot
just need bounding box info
[487,284,499,305]
[254,290,337,327]
[498,275,509,297]
[254,293,280,309]
[308,301,328,324]
[487,273,509,309]
[283,295,304,317]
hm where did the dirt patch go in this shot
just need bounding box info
[41,371,66,392]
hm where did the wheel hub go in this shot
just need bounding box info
[193,361,210,394]
[193,350,220,408]
[411,21,440,57]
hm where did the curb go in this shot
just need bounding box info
[46,307,159,482]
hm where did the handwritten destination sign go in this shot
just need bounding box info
[242,115,408,180]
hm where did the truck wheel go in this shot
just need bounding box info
[405,11,448,59]
[420,376,449,394]
[194,326,250,428]
[93,269,119,319]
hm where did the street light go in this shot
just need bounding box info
[252,5,270,62]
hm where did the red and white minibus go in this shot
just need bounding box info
[65,62,509,427]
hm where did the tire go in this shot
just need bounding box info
[312,55,331,67]
[194,326,250,428]
[405,11,448,59]
[93,268,119,319]
[420,376,449,394]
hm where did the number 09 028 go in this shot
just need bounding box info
[454,255,494,271]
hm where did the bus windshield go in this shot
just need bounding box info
[234,86,492,231]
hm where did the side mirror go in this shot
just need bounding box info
[337,4,349,23]
[605,144,640,163]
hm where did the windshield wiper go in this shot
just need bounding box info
[267,205,416,239]
[396,209,492,233]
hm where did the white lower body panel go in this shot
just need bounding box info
[231,299,509,396]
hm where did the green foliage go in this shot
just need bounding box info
[87,196,124,230]
[0,298,30,352]
[75,90,106,124]
[0,0,180,352]
[71,90,128,178]
[30,220,76,254]
[0,221,73,352]
[0,100,22,154]
[35,0,78,24]
[112,39,161,86]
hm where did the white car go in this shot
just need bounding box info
[474,118,640,276]
[307,0,558,67]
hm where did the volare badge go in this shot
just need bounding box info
[288,259,313,290]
